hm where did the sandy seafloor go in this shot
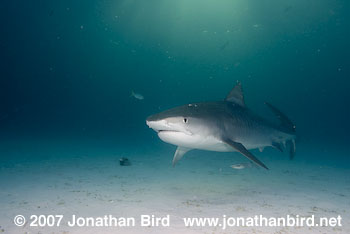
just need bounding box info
[0,139,349,234]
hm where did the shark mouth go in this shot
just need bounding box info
[146,120,192,135]
[157,129,193,136]
[157,130,181,133]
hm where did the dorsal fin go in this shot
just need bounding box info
[265,102,296,133]
[225,81,245,107]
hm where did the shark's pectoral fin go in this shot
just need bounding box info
[172,147,191,167]
[223,138,269,170]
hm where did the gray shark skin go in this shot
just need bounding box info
[146,82,296,170]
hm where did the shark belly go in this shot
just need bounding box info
[158,131,234,152]
[158,129,281,152]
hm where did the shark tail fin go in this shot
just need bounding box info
[264,102,296,133]
[265,102,296,159]
[287,139,296,160]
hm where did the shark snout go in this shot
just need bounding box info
[146,119,169,132]
[146,114,160,130]
[146,114,158,122]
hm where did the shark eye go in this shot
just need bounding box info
[183,118,188,123]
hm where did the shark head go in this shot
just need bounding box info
[146,104,218,149]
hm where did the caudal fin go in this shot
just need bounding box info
[264,102,296,133]
[265,102,296,159]
[287,139,296,159]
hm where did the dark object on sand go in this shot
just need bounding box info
[119,157,131,166]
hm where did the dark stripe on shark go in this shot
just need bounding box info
[223,138,269,170]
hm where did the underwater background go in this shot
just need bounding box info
[0,0,349,233]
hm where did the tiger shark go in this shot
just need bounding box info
[146,82,296,169]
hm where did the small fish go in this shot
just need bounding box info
[220,41,229,50]
[131,91,144,100]
[230,162,253,170]
[230,164,246,170]
[284,6,292,13]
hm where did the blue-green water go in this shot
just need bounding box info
[0,1,349,233]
